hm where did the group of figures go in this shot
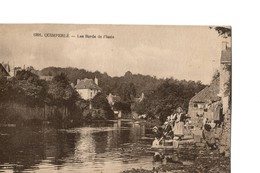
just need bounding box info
[196,100,224,130]
[152,107,191,146]
[152,106,220,150]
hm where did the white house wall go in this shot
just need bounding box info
[76,88,99,100]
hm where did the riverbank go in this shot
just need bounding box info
[119,120,230,173]
[121,147,230,173]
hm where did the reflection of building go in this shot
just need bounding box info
[75,77,101,100]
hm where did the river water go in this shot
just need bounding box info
[0,120,161,173]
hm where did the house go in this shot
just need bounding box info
[75,77,101,100]
[219,41,231,114]
[39,75,54,81]
[188,77,221,121]
[106,93,122,118]
[107,93,121,106]
[0,62,27,78]
[13,67,23,76]
[0,63,10,78]
[218,41,232,155]
[0,62,19,77]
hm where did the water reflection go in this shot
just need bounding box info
[0,120,153,173]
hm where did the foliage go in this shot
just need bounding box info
[91,92,114,119]
[211,69,220,84]
[0,77,10,100]
[210,26,231,38]
[113,101,131,114]
[16,70,39,82]
[47,73,79,106]
[133,79,205,123]
[40,67,207,122]
[40,67,162,97]
[0,70,47,106]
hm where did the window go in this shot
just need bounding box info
[194,103,198,108]
[198,104,204,109]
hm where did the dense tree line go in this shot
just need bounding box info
[39,67,162,97]
[38,67,206,122]
[1,67,207,124]
[0,70,47,106]
[0,70,116,123]
[133,79,205,123]
[0,70,80,107]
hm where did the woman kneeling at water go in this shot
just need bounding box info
[202,123,217,150]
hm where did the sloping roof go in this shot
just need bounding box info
[190,78,220,103]
[221,47,231,64]
[0,63,10,77]
[75,78,101,90]
[2,63,10,72]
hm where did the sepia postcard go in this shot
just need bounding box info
[0,24,231,173]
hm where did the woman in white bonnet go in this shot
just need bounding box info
[171,107,186,140]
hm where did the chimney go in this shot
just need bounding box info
[77,79,81,84]
[94,77,98,85]
[222,41,228,51]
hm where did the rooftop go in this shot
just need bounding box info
[190,77,220,103]
[75,78,101,90]
[0,63,10,77]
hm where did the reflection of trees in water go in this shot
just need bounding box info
[107,121,146,148]
[0,122,149,172]
[92,132,108,154]
[0,126,77,172]
[42,126,76,165]
[0,126,45,171]
[129,123,146,143]
[129,123,141,143]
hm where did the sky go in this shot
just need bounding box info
[0,24,230,84]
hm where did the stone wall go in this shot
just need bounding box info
[219,63,231,156]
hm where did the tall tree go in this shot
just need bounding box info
[47,73,79,106]
[210,26,231,38]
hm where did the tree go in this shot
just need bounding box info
[113,101,131,114]
[91,92,114,119]
[47,73,79,106]
[133,79,206,123]
[0,77,10,101]
[9,70,47,106]
[211,69,220,84]
[16,70,39,82]
[210,26,231,38]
